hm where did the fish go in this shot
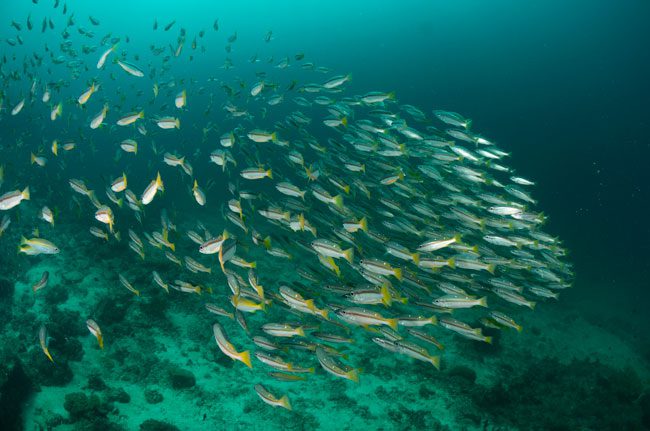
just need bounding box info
[117,60,145,77]
[254,384,291,410]
[141,172,164,205]
[156,117,180,129]
[32,271,49,293]
[90,104,109,129]
[117,111,144,126]
[19,237,59,255]
[41,207,54,225]
[39,325,54,362]
[97,44,117,69]
[78,83,98,105]
[212,323,252,368]
[86,319,104,349]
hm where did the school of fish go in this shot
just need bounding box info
[0,0,573,410]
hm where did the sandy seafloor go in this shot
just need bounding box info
[0,221,648,431]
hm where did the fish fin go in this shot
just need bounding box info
[387,318,399,330]
[347,368,360,383]
[430,356,441,369]
[380,284,392,307]
[359,216,368,233]
[343,248,354,264]
[479,296,488,307]
[239,350,252,368]
[22,187,30,200]
[332,194,344,209]
[296,327,305,337]
[486,264,496,274]
[447,258,456,269]
[280,395,292,410]
[393,267,403,281]
[341,117,348,127]
[266,169,273,179]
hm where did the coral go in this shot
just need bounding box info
[144,388,163,404]
[86,374,108,391]
[25,347,73,387]
[473,358,646,430]
[63,392,107,420]
[139,419,180,431]
[169,366,196,389]
[107,387,131,404]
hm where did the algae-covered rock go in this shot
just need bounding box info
[86,374,108,391]
[107,387,131,404]
[64,392,104,420]
[140,419,180,431]
[144,388,163,404]
[168,367,195,389]
[26,347,73,387]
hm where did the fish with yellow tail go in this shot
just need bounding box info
[254,384,292,410]
[212,323,252,368]
[86,319,103,349]
[141,172,163,205]
[39,325,54,362]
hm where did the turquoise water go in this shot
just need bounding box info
[1,1,649,430]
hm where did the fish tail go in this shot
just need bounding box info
[341,116,348,127]
[347,368,360,383]
[30,152,36,164]
[393,267,403,280]
[280,395,292,411]
[359,216,368,232]
[412,252,420,265]
[239,350,252,368]
[22,186,30,200]
[296,327,305,337]
[447,258,456,269]
[98,335,104,349]
[430,356,441,370]
[332,194,344,209]
[271,132,277,142]
[343,247,354,264]
[486,264,496,274]
[387,318,399,330]
[479,296,488,307]
[484,336,493,344]
[44,347,54,363]
[528,301,537,310]
[304,299,316,312]
[380,284,392,307]
[266,169,273,179]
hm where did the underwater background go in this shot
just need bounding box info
[0,0,649,430]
